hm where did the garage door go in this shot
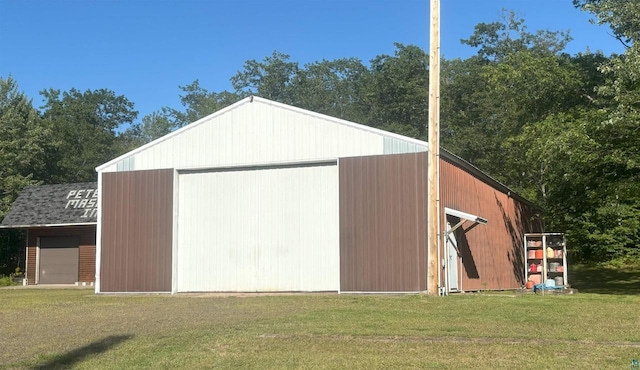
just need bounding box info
[176,163,339,292]
[39,236,79,284]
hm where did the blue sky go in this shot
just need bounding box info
[0,0,624,121]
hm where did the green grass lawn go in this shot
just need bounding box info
[570,263,640,295]
[1,269,639,369]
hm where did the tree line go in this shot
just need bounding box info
[0,1,637,273]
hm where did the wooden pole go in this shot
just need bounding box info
[427,0,441,295]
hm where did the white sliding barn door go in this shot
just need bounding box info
[176,164,339,292]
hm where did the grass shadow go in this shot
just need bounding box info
[29,334,132,370]
[569,264,640,295]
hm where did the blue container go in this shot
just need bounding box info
[545,279,555,287]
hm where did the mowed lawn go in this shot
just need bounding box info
[1,278,639,369]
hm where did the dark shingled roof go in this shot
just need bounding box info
[1,182,98,227]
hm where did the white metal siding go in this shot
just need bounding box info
[98,98,428,173]
[176,164,339,292]
[134,104,382,171]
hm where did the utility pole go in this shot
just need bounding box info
[427,0,441,295]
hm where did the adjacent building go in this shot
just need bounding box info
[1,183,98,285]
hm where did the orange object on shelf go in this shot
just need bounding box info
[534,250,544,259]
[529,274,542,284]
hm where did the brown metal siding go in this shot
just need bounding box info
[101,169,173,292]
[79,245,96,282]
[26,246,36,285]
[339,153,427,292]
[26,226,96,284]
[440,157,542,290]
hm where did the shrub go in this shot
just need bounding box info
[0,275,16,287]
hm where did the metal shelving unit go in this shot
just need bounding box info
[524,233,568,289]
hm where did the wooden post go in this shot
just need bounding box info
[427,0,441,295]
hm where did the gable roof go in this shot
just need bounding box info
[1,182,98,228]
[95,96,428,172]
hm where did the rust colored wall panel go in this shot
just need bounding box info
[25,226,96,284]
[26,247,36,285]
[79,245,96,282]
[101,169,173,292]
[440,157,543,290]
[339,153,427,292]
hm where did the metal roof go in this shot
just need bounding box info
[1,182,98,228]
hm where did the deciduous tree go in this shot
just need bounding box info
[231,51,298,104]
[40,88,138,182]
